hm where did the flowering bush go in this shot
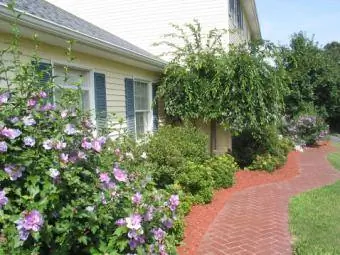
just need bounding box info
[0,40,182,254]
[284,114,328,146]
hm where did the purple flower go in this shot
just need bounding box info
[92,139,102,153]
[153,228,166,241]
[4,164,25,180]
[0,190,8,208]
[23,136,35,147]
[132,192,142,205]
[0,92,10,105]
[129,239,139,250]
[9,116,19,124]
[113,167,127,182]
[162,218,173,229]
[64,124,77,135]
[77,151,87,160]
[68,151,79,163]
[168,194,180,211]
[22,115,36,126]
[43,139,53,150]
[97,136,107,145]
[16,210,44,240]
[39,91,47,98]
[1,127,21,139]
[27,98,37,107]
[0,141,8,152]
[81,138,92,150]
[115,218,126,226]
[125,214,142,230]
[144,206,155,221]
[49,168,60,179]
[114,148,121,156]
[82,119,93,129]
[40,103,55,111]
[54,141,66,150]
[99,172,111,184]
[159,244,168,255]
[60,153,69,163]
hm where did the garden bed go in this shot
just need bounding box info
[177,150,300,255]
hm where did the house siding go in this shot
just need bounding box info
[0,32,159,128]
[48,0,230,57]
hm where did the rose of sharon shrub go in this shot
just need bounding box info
[0,59,181,254]
[284,114,328,146]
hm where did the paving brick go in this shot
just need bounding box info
[197,146,340,255]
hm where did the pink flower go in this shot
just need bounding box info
[39,91,48,98]
[54,141,66,150]
[132,192,142,204]
[60,153,69,163]
[0,141,7,152]
[0,190,8,208]
[81,138,92,150]
[92,139,102,153]
[4,164,25,180]
[1,127,21,139]
[113,167,127,182]
[99,172,111,183]
[168,195,180,211]
[27,98,37,107]
[125,214,142,230]
[40,103,55,111]
[16,210,44,240]
[60,110,68,119]
[0,92,10,105]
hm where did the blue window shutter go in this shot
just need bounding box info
[34,62,53,102]
[125,78,135,135]
[152,83,159,131]
[94,72,107,126]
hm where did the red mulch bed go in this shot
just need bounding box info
[177,150,301,255]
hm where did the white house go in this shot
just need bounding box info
[48,0,261,56]
[0,0,165,139]
[46,0,262,153]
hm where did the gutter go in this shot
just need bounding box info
[0,4,167,70]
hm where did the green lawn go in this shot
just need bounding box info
[327,151,340,170]
[289,181,340,255]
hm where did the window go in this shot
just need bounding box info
[134,80,152,138]
[53,66,90,111]
[229,0,243,30]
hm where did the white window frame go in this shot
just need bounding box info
[51,62,95,113]
[133,79,153,137]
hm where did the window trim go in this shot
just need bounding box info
[133,79,153,137]
[51,61,95,112]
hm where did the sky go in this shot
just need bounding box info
[256,0,340,47]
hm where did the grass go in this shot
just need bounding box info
[327,151,340,170]
[289,181,340,255]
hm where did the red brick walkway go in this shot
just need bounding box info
[197,146,340,255]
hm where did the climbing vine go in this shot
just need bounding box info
[156,21,288,134]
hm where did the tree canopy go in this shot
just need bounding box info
[157,21,287,133]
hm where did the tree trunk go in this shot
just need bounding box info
[210,120,217,155]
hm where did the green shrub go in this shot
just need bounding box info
[248,153,286,172]
[205,155,239,189]
[177,162,214,204]
[146,125,209,188]
[147,125,208,166]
